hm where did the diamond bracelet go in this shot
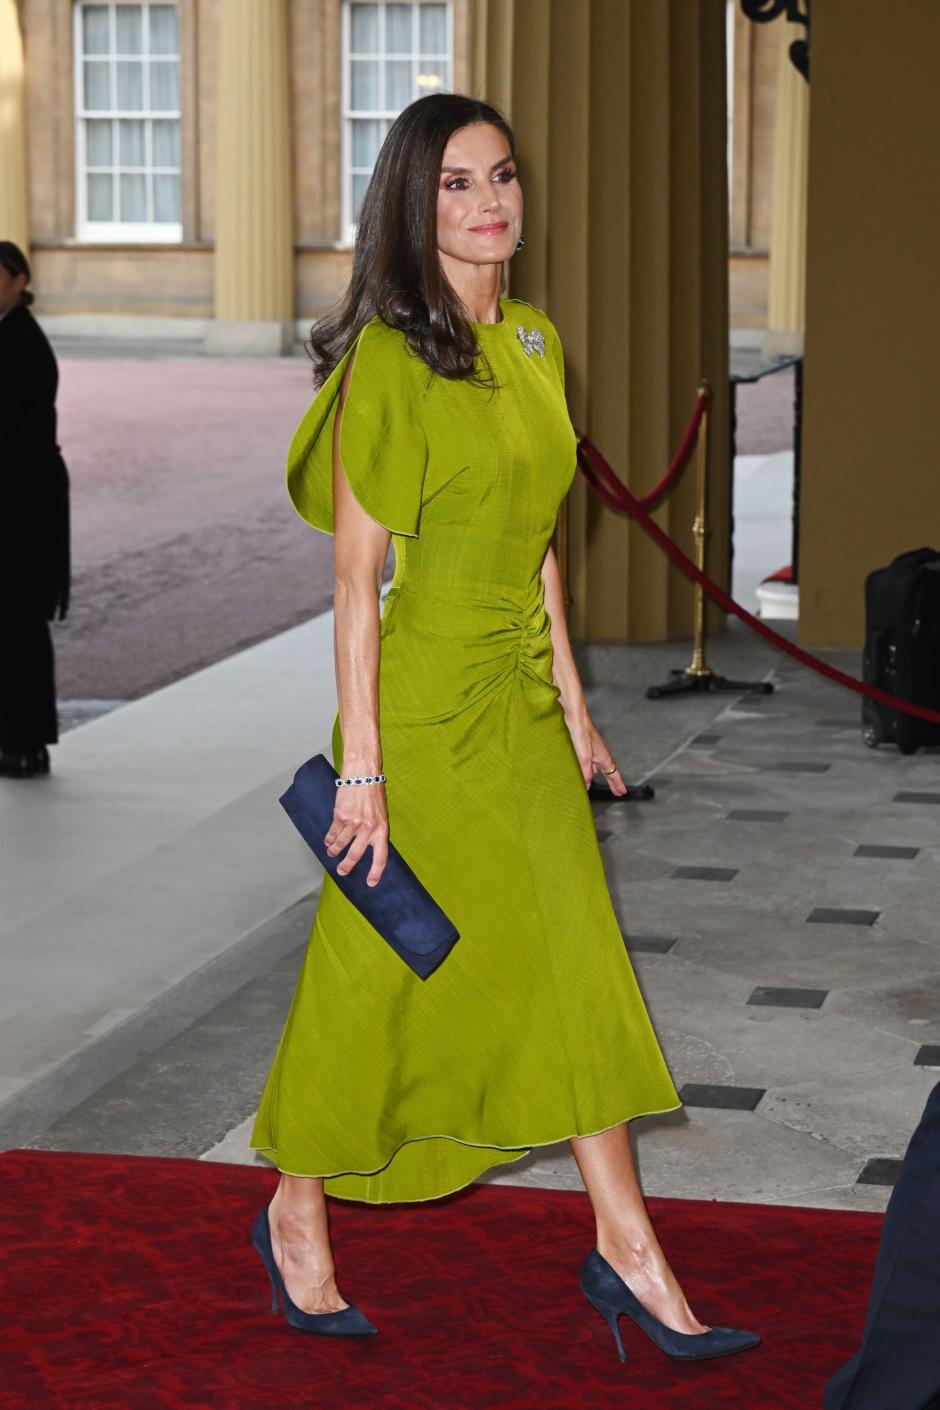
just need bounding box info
[334,772,387,788]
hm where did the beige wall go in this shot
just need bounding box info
[799,0,940,647]
[0,0,30,250]
[33,241,213,315]
[22,0,76,242]
[192,0,215,242]
[730,7,777,251]
[24,0,217,313]
[729,7,779,331]
[22,0,473,320]
[17,0,333,315]
[290,0,341,248]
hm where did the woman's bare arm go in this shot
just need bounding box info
[324,351,392,885]
[540,542,586,723]
[541,542,626,795]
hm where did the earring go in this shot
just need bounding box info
[515,235,526,252]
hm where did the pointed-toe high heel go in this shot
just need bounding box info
[580,1248,760,1363]
[251,1208,378,1339]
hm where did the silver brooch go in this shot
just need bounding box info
[516,325,545,358]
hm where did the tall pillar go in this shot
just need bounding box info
[763,22,808,359]
[0,0,29,253]
[472,0,730,643]
[800,0,940,646]
[208,0,294,355]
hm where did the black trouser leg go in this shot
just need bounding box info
[824,1082,940,1410]
[0,614,58,752]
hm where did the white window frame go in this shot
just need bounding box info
[73,1,183,243]
[341,1,453,246]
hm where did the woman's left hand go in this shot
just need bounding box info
[564,707,627,796]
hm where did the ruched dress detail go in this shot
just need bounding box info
[251,297,680,1203]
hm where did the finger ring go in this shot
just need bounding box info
[602,764,617,775]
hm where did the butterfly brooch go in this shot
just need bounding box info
[516,325,546,358]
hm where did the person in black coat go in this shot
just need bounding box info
[0,241,70,778]
[824,1082,940,1410]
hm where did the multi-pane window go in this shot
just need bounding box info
[342,2,452,241]
[74,2,182,242]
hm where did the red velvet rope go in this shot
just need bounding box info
[578,392,709,514]
[576,436,940,728]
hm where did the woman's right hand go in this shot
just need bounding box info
[324,778,389,887]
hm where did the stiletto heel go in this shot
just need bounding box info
[591,1296,628,1362]
[580,1248,760,1363]
[251,1207,378,1339]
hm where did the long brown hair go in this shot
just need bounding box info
[308,93,516,388]
[0,241,35,307]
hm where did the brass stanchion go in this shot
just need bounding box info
[688,383,712,678]
[646,379,774,700]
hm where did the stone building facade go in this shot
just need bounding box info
[8,0,786,346]
[9,0,473,345]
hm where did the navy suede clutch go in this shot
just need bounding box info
[279,753,460,980]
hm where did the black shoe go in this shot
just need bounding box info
[251,1208,378,1339]
[580,1248,760,1363]
[0,746,50,778]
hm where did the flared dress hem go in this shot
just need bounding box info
[250,1097,683,1205]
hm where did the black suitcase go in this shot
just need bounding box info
[862,547,940,753]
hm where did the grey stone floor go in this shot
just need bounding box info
[573,633,939,1213]
[10,619,939,1217]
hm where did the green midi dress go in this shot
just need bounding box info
[251,297,680,1203]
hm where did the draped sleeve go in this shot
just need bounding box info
[286,318,428,538]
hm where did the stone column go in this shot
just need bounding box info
[763,21,808,358]
[800,0,940,646]
[207,0,294,355]
[0,0,29,253]
[471,0,730,643]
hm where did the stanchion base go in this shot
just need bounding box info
[588,781,656,804]
[646,668,774,701]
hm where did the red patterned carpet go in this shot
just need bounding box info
[0,1150,879,1410]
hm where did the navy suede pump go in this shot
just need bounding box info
[580,1248,760,1363]
[251,1207,378,1339]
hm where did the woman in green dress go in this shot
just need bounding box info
[251,94,758,1365]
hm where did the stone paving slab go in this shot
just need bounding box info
[760,1065,940,1167]
[667,926,940,995]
